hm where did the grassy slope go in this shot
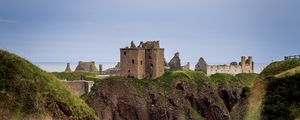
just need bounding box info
[0,50,98,120]
[245,59,300,120]
[261,74,300,120]
[52,72,100,81]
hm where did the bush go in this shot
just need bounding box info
[260,59,300,77]
[262,74,300,120]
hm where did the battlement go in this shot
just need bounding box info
[284,55,300,60]
[196,56,254,75]
[121,40,162,50]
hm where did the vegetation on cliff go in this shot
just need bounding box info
[86,70,257,120]
[245,59,300,120]
[0,50,98,120]
[262,74,300,120]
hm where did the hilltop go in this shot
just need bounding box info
[0,50,98,120]
[245,59,300,120]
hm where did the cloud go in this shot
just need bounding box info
[0,18,17,23]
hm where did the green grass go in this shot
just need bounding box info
[260,59,300,77]
[209,73,237,86]
[52,72,100,81]
[0,50,99,120]
[159,71,207,81]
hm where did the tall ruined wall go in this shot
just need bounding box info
[120,48,145,79]
[145,48,164,78]
[61,80,94,96]
[120,41,165,79]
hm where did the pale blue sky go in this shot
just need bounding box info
[0,0,299,64]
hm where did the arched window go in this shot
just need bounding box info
[149,56,152,59]
[140,61,143,65]
[132,59,135,64]
[124,52,127,55]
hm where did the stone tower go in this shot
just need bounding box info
[168,52,182,70]
[120,40,164,79]
[99,64,103,74]
[65,63,72,72]
[195,57,208,73]
[240,56,254,73]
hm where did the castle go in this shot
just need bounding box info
[64,61,102,73]
[120,41,165,79]
[195,56,254,76]
[284,55,300,60]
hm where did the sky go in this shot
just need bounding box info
[0,0,300,64]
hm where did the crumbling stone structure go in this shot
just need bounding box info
[120,40,165,79]
[167,52,190,71]
[75,61,98,72]
[168,52,182,70]
[284,55,300,60]
[64,63,72,72]
[61,80,94,96]
[196,56,254,75]
[103,62,121,75]
[195,57,207,73]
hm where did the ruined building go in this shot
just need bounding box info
[168,52,181,70]
[64,63,72,72]
[120,40,165,79]
[284,55,300,60]
[195,56,254,76]
[75,61,98,72]
[167,52,190,71]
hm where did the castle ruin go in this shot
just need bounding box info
[195,56,254,76]
[284,55,300,60]
[75,61,98,72]
[120,40,165,79]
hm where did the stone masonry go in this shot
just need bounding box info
[120,40,165,79]
[61,80,94,96]
[195,56,254,76]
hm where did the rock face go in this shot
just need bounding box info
[86,73,252,120]
[168,52,182,70]
[195,57,208,73]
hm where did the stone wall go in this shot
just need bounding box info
[145,48,165,78]
[207,65,243,76]
[61,80,94,96]
[120,41,165,79]
[120,48,145,79]
[199,56,254,76]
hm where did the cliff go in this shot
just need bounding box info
[86,71,257,120]
[0,50,98,120]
